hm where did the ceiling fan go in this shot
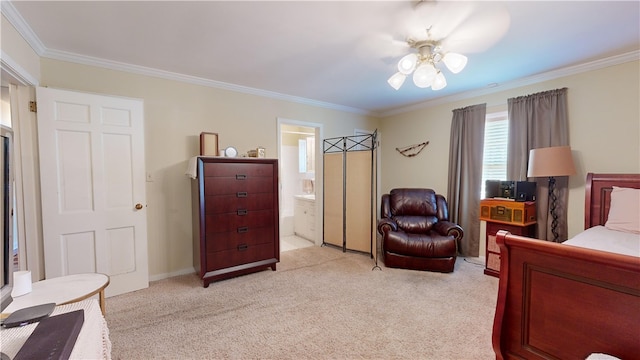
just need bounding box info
[383,1,511,90]
[387,27,468,90]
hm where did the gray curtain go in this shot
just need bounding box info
[507,88,569,241]
[447,103,486,256]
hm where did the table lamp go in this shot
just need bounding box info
[527,146,576,241]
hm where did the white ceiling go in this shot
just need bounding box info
[5,1,640,116]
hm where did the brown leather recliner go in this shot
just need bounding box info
[377,188,463,273]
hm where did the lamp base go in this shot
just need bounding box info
[548,176,559,242]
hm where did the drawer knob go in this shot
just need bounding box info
[237,226,249,233]
[236,174,247,180]
[237,192,248,198]
[237,244,248,251]
[237,209,248,216]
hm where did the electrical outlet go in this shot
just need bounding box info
[146,172,153,182]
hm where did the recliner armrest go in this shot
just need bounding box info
[434,221,464,241]
[377,218,398,234]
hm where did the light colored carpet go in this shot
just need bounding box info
[280,235,314,252]
[105,246,498,359]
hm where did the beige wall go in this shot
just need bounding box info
[379,60,640,242]
[1,14,41,83]
[40,58,379,279]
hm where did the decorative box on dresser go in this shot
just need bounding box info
[480,199,536,277]
[192,157,279,287]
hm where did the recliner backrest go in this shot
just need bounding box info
[383,188,443,234]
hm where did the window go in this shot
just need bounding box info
[481,111,508,198]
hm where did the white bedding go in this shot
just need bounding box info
[563,225,640,258]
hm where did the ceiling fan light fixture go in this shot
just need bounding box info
[442,52,468,74]
[388,72,407,90]
[412,63,437,88]
[431,71,447,90]
[387,27,467,91]
[397,53,418,74]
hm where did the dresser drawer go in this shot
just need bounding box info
[204,177,273,195]
[203,162,273,178]
[205,226,274,252]
[205,193,274,214]
[205,210,274,234]
[206,243,276,272]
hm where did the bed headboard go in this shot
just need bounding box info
[585,173,640,229]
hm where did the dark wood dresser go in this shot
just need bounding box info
[191,157,279,287]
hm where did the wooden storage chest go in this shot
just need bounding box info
[480,199,536,226]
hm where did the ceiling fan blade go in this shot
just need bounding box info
[439,4,511,53]
[392,1,510,53]
[356,32,410,62]
[361,1,510,68]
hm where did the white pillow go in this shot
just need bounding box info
[605,186,640,234]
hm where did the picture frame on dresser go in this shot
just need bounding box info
[199,132,219,156]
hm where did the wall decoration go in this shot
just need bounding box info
[396,140,429,157]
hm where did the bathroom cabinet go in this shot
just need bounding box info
[294,196,315,241]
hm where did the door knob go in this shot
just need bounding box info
[135,203,143,210]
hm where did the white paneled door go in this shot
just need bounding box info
[36,87,148,297]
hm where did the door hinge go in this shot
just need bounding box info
[29,101,37,112]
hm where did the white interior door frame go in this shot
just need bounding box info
[277,117,323,246]
[2,58,44,280]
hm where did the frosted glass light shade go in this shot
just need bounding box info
[412,63,437,88]
[388,72,407,90]
[397,53,418,74]
[442,52,468,74]
[431,71,447,90]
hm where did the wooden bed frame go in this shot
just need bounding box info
[492,173,640,360]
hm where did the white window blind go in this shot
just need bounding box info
[481,111,508,198]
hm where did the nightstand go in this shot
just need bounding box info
[480,199,536,277]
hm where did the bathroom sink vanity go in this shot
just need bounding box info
[294,195,315,241]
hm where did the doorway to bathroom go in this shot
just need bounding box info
[277,118,322,252]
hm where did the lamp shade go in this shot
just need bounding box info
[442,52,468,74]
[527,146,576,178]
[397,53,418,74]
[431,71,447,90]
[413,63,437,88]
[387,72,406,90]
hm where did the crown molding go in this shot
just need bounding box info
[3,1,372,116]
[1,2,46,55]
[377,50,640,117]
[4,1,637,118]
[1,51,39,86]
[41,48,373,116]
